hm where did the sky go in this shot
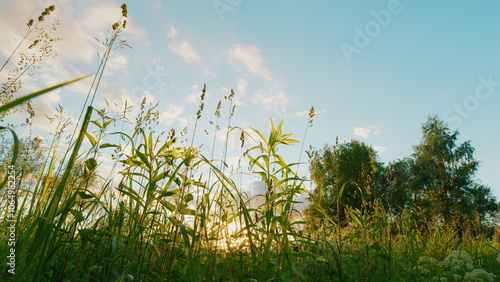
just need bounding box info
[1,0,500,201]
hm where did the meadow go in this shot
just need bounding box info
[1,4,500,282]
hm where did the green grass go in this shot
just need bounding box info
[1,4,499,281]
[1,90,499,281]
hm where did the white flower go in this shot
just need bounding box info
[463,269,496,282]
[443,251,474,272]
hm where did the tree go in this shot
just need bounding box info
[305,139,384,226]
[383,158,414,217]
[409,115,498,230]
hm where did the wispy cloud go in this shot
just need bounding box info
[373,145,388,153]
[185,84,202,104]
[168,41,202,63]
[167,26,202,63]
[353,125,380,139]
[294,109,326,117]
[159,103,187,127]
[166,26,179,40]
[104,53,128,75]
[252,88,289,111]
[228,44,271,80]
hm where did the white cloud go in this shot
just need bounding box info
[237,78,248,95]
[185,84,202,103]
[166,26,201,64]
[252,88,289,111]
[373,145,388,153]
[0,0,156,138]
[159,104,187,127]
[353,125,380,139]
[228,44,271,80]
[168,41,201,63]
[294,109,326,117]
[167,26,178,40]
[104,53,128,76]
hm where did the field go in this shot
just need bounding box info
[1,4,500,282]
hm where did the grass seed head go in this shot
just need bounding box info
[121,4,128,17]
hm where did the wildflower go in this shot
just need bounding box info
[463,269,496,282]
[442,251,474,273]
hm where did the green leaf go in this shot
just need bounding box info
[77,191,94,199]
[183,193,194,203]
[161,200,176,212]
[70,209,85,222]
[0,75,91,114]
[99,143,119,149]
[85,158,98,171]
[85,132,97,146]
[180,208,196,216]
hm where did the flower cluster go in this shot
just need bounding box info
[440,251,474,273]
[416,256,439,276]
[416,251,496,282]
[463,269,496,282]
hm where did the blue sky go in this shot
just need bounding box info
[1,0,500,200]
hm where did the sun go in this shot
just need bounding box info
[217,221,247,250]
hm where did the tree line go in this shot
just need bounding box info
[305,115,499,235]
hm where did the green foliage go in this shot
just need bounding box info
[1,4,499,282]
[409,115,499,231]
[306,139,383,224]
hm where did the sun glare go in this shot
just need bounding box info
[216,221,247,250]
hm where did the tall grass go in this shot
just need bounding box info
[1,4,500,282]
